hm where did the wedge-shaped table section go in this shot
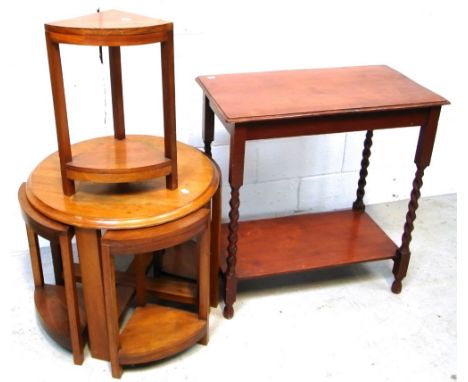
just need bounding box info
[34,284,133,350]
[66,136,172,183]
[118,304,207,365]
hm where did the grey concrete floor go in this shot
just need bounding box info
[3,194,457,381]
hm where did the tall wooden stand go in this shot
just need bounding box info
[45,10,178,195]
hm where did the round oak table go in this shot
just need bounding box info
[26,135,221,361]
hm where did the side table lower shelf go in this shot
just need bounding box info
[118,304,207,365]
[221,210,398,279]
[34,284,134,351]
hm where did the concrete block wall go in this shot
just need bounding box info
[211,126,427,222]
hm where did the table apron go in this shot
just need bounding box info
[240,108,431,141]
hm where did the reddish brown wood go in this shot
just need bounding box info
[209,161,222,307]
[224,186,239,319]
[75,228,108,360]
[45,10,172,46]
[49,240,64,285]
[160,30,178,189]
[220,211,397,278]
[45,34,74,196]
[197,66,449,318]
[109,46,126,139]
[44,10,178,194]
[391,166,425,293]
[353,130,374,211]
[134,253,149,306]
[18,183,84,364]
[34,286,86,353]
[391,106,442,292]
[198,214,211,345]
[414,107,442,167]
[242,108,432,140]
[101,208,210,378]
[144,276,196,305]
[196,66,448,123]
[202,96,215,157]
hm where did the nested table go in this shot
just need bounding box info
[26,136,220,360]
[196,65,449,319]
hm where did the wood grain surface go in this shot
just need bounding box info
[26,136,219,229]
[197,65,449,123]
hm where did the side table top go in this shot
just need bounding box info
[196,65,449,124]
[26,136,219,229]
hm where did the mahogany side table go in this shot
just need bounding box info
[196,65,449,319]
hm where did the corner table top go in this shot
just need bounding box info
[44,9,172,46]
[196,65,449,124]
[45,9,170,34]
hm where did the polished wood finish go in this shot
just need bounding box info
[65,136,172,183]
[26,139,220,359]
[26,136,219,229]
[197,65,449,318]
[352,130,374,211]
[101,208,210,378]
[202,96,215,157]
[18,183,85,364]
[197,65,448,123]
[158,158,222,307]
[119,305,206,363]
[45,10,178,195]
[109,46,125,140]
[209,161,222,306]
[33,285,85,352]
[45,10,172,46]
[220,211,397,279]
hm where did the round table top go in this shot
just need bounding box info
[26,136,219,229]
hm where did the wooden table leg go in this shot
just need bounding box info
[392,106,441,293]
[352,130,373,211]
[392,165,425,293]
[75,228,109,360]
[210,163,222,307]
[109,46,125,140]
[223,127,246,319]
[202,96,215,158]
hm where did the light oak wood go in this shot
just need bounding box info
[18,183,85,364]
[26,136,219,229]
[101,208,210,378]
[65,136,172,183]
[26,139,221,359]
[119,305,206,364]
[45,10,178,194]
